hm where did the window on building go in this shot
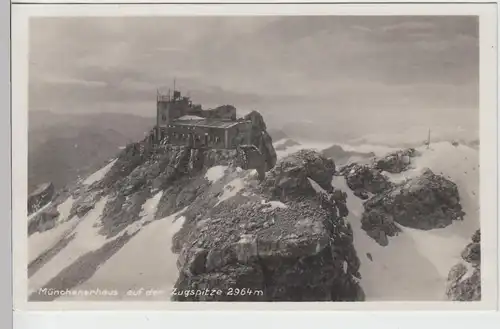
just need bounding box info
[162,114,167,121]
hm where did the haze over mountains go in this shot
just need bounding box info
[28,16,479,190]
[30,16,478,139]
[28,111,151,192]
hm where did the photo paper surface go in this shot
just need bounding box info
[10,3,498,311]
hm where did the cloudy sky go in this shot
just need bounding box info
[29,16,479,140]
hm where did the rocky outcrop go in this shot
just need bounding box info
[446,230,481,301]
[244,111,277,171]
[67,140,272,237]
[173,150,364,301]
[372,148,418,173]
[28,206,60,235]
[30,112,364,302]
[29,113,365,301]
[262,149,336,199]
[339,163,393,199]
[361,169,464,246]
[337,148,420,199]
[28,182,55,214]
[236,145,266,180]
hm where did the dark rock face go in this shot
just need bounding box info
[28,182,55,214]
[360,208,401,247]
[262,149,336,199]
[236,145,266,181]
[173,150,364,301]
[361,169,464,245]
[446,229,481,301]
[244,111,277,171]
[69,190,101,219]
[28,207,60,235]
[66,136,273,238]
[340,163,393,196]
[373,148,418,174]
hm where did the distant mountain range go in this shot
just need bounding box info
[28,111,153,193]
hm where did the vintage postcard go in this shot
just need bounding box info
[11,3,498,311]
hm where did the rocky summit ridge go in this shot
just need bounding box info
[28,111,364,302]
[28,120,480,303]
[173,149,364,301]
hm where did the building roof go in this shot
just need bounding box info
[177,115,205,121]
[171,118,251,129]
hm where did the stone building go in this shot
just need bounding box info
[155,89,252,149]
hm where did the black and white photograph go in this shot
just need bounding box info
[11,5,497,310]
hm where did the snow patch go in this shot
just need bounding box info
[170,216,186,237]
[215,170,256,205]
[216,178,246,205]
[458,261,476,283]
[83,159,117,185]
[205,165,228,183]
[340,143,398,157]
[56,196,75,223]
[28,196,110,294]
[28,217,80,263]
[28,202,52,222]
[125,191,164,235]
[332,141,479,301]
[261,200,288,212]
[56,206,190,301]
[384,142,479,238]
[307,178,328,195]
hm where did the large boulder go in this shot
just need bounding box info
[361,168,465,245]
[262,149,336,199]
[28,182,55,214]
[373,148,418,173]
[173,165,364,301]
[340,163,393,198]
[446,230,481,301]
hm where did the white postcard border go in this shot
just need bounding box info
[11,2,499,312]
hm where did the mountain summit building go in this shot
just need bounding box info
[154,89,253,149]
